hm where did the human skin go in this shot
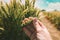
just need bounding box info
[23,17,52,40]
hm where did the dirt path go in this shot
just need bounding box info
[40,16,60,40]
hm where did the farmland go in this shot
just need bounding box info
[0,0,60,40]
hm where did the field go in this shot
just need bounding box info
[39,13,60,40]
[44,11,60,30]
[0,0,60,40]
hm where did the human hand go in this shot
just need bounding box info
[23,17,52,40]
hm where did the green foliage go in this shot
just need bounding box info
[0,0,40,40]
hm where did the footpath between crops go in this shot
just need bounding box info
[40,16,60,40]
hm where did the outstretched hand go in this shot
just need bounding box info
[23,17,52,40]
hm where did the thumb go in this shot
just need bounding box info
[33,18,42,33]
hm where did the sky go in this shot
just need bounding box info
[1,0,60,11]
[35,0,60,11]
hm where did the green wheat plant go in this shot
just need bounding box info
[0,0,40,40]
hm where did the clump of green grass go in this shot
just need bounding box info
[0,0,40,40]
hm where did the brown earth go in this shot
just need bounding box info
[40,17,60,40]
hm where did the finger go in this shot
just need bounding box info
[30,32,37,40]
[29,17,34,20]
[22,20,25,24]
[23,27,31,37]
[37,20,50,35]
[37,20,46,29]
[33,18,42,32]
[24,18,30,23]
[23,27,36,38]
[25,25,36,33]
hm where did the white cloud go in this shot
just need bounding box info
[35,0,60,11]
[46,2,60,11]
[35,0,46,9]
